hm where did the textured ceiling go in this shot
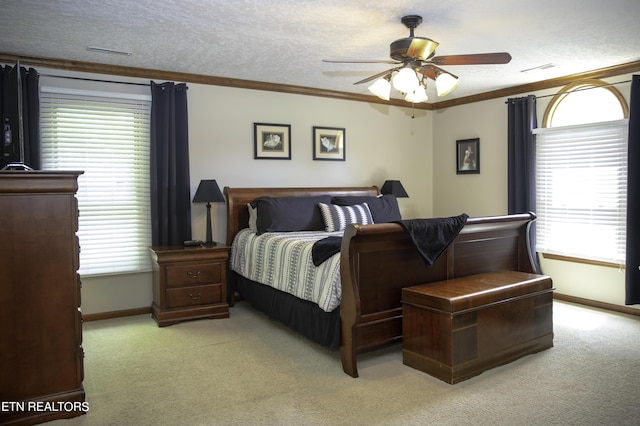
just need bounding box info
[1,0,639,103]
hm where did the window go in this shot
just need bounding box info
[534,79,629,265]
[40,87,152,276]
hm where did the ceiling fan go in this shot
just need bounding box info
[323,15,512,103]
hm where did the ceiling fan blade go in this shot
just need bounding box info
[322,59,400,65]
[430,52,512,66]
[353,67,400,85]
[418,65,437,81]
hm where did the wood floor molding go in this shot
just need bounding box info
[80,295,640,323]
[553,293,640,317]
[83,306,152,322]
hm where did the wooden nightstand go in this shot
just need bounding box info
[150,244,230,326]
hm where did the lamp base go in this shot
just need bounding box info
[204,202,214,246]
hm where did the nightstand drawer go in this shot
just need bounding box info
[166,263,222,287]
[166,284,222,309]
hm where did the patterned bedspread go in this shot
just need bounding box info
[230,228,344,312]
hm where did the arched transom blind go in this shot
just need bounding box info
[40,86,152,276]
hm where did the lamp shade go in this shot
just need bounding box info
[404,84,428,103]
[381,180,409,198]
[192,179,224,245]
[193,180,224,203]
[392,67,420,93]
[368,77,391,101]
[435,72,459,97]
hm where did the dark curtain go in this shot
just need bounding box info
[150,81,192,246]
[507,95,541,273]
[1,65,40,169]
[626,75,640,305]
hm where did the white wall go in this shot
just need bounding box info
[431,74,638,312]
[432,99,509,217]
[43,71,433,315]
[187,83,434,245]
[39,67,638,314]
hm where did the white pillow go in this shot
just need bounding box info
[318,202,374,232]
[247,203,258,232]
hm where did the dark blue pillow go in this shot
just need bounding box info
[331,194,401,223]
[250,195,332,234]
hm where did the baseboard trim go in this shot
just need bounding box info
[553,293,640,317]
[83,306,152,322]
[80,296,639,322]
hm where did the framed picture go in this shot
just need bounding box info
[313,126,345,161]
[456,138,480,174]
[254,123,291,159]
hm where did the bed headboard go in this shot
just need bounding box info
[224,186,379,245]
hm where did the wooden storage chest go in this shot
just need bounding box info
[402,271,554,384]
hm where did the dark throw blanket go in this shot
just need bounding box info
[396,214,469,266]
[312,236,342,266]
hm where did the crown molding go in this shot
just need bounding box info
[2,52,638,110]
[0,52,430,110]
[429,60,640,110]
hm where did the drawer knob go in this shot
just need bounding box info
[188,292,202,300]
[186,271,201,278]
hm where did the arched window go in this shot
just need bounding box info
[543,79,628,127]
[534,79,629,266]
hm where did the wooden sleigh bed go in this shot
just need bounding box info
[225,186,537,378]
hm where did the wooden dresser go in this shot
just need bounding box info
[0,171,86,425]
[150,244,230,327]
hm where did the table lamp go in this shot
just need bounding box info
[192,179,225,245]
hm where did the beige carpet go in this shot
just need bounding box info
[51,300,640,426]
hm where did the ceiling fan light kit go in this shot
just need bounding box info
[324,14,511,104]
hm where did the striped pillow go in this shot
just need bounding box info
[318,202,374,232]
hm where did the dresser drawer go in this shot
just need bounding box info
[165,262,222,287]
[166,284,222,309]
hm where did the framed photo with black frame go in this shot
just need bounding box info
[254,123,291,159]
[312,126,345,161]
[456,138,480,174]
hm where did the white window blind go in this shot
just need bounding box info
[40,86,152,276]
[533,119,628,264]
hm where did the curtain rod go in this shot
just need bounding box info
[38,73,188,88]
[39,73,151,87]
[506,79,632,103]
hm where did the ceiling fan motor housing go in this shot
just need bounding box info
[391,15,437,61]
[390,37,438,61]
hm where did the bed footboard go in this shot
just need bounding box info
[339,213,537,378]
